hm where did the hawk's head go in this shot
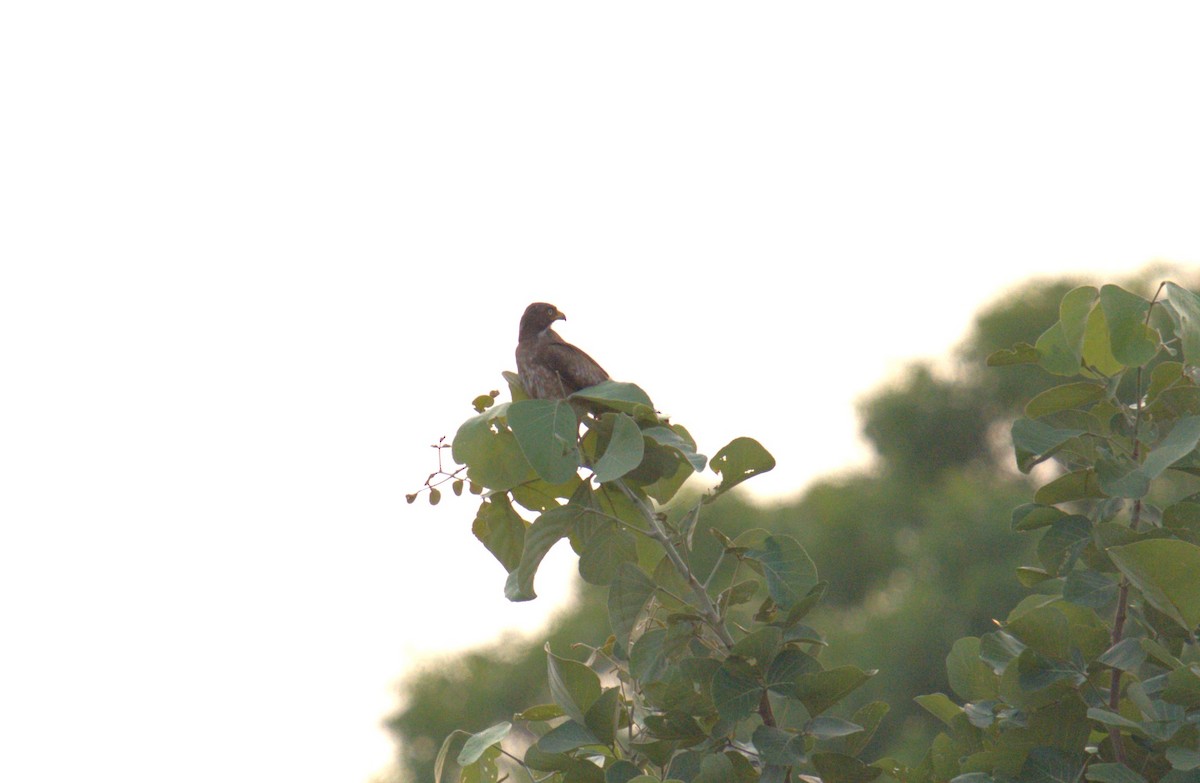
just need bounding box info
[519,302,566,339]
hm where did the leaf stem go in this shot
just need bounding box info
[615,482,736,650]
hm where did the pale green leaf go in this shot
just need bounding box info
[1108,539,1200,632]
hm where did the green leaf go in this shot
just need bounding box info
[1143,416,1200,479]
[1011,418,1086,474]
[752,724,807,766]
[1108,539,1200,632]
[536,719,601,754]
[745,535,818,611]
[471,496,527,572]
[833,701,889,757]
[1019,747,1084,783]
[765,647,821,694]
[1035,469,1106,505]
[513,704,564,721]
[452,403,537,490]
[711,655,761,722]
[1034,286,1098,376]
[1087,763,1149,783]
[592,413,645,483]
[1036,515,1091,576]
[604,762,645,783]
[583,686,620,745]
[1062,570,1119,609]
[1012,504,1068,532]
[1005,605,1070,659]
[434,730,468,783]
[1096,451,1152,499]
[915,693,962,726]
[1100,284,1159,367]
[1083,301,1125,376]
[692,753,736,783]
[1086,707,1146,736]
[1025,382,1107,419]
[706,437,775,501]
[607,563,657,651]
[642,425,707,472]
[507,399,581,484]
[569,381,656,419]
[947,637,999,701]
[1097,638,1146,672]
[811,752,884,783]
[804,716,864,739]
[1017,648,1086,691]
[988,342,1040,366]
[1163,664,1200,708]
[457,721,512,766]
[504,504,578,601]
[731,626,782,673]
[545,644,601,726]
[575,520,637,586]
[1167,747,1200,771]
[1166,282,1200,369]
[794,665,874,716]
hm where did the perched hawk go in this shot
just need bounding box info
[515,302,610,400]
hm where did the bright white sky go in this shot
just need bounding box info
[3,3,1199,782]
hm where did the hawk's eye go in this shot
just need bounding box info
[546,307,556,315]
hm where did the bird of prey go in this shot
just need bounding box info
[515,302,610,400]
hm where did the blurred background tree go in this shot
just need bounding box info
[388,268,1195,782]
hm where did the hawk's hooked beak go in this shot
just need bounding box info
[555,309,567,322]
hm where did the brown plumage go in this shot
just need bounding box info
[515,302,610,400]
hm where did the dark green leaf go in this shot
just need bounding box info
[745,535,818,611]
[507,399,581,484]
[706,437,775,501]
[811,752,884,783]
[1036,515,1091,576]
[1063,570,1119,609]
[979,630,1026,674]
[642,425,707,472]
[642,712,706,742]
[569,381,656,419]
[592,413,645,483]
[1087,764,1149,783]
[752,724,808,766]
[1097,638,1146,672]
[711,655,761,723]
[1100,284,1159,367]
[1165,282,1200,368]
[1018,747,1084,783]
[794,666,874,716]
[1108,539,1200,632]
[1016,648,1086,691]
[607,563,657,651]
[692,753,736,783]
[1011,418,1087,474]
[536,719,601,754]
